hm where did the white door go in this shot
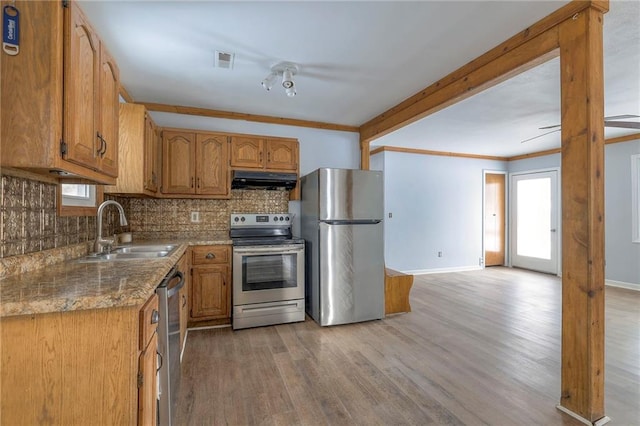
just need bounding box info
[511,170,559,274]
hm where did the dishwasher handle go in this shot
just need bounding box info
[166,270,185,298]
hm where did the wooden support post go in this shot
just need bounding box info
[557,3,608,424]
[360,138,370,170]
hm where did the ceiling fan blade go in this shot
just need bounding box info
[520,128,561,144]
[604,120,640,129]
[538,115,639,130]
[604,114,640,120]
[539,124,561,130]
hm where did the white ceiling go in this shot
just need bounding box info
[80,0,640,158]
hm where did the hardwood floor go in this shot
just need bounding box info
[175,267,640,425]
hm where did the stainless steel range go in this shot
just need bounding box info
[231,213,305,330]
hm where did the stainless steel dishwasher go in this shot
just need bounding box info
[156,266,184,426]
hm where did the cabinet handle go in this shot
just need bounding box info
[96,132,105,156]
[156,349,163,373]
[151,172,156,184]
[205,253,215,259]
[191,177,194,188]
[151,309,159,324]
[259,152,263,163]
[182,294,187,308]
[197,177,200,188]
[101,140,108,157]
[268,152,271,162]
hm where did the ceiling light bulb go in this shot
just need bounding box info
[282,68,294,89]
[261,72,277,91]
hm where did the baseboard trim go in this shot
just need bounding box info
[404,265,483,275]
[556,405,610,426]
[605,279,640,291]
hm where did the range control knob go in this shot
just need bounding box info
[285,216,290,221]
[234,217,239,222]
[280,216,284,221]
[273,216,278,221]
[240,217,245,222]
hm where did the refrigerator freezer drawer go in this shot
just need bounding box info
[318,221,384,326]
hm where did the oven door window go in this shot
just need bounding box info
[242,253,298,291]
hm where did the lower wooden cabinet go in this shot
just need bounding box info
[178,253,190,354]
[0,293,159,425]
[189,245,232,323]
[138,331,158,426]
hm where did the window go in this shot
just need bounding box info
[61,184,96,207]
[58,184,102,216]
[632,154,640,243]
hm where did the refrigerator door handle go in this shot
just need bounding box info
[323,219,382,225]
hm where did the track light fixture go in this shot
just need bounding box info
[262,62,299,97]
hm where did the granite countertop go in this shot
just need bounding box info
[0,233,232,318]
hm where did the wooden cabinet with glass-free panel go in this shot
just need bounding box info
[0,0,119,184]
[0,292,159,425]
[189,245,232,325]
[229,135,298,171]
[160,129,230,198]
[104,103,161,196]
[178,253,190,356]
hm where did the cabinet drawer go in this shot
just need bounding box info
[139,294,159,350]
[192,246,230,265]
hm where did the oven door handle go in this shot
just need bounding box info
[233,246,303,254]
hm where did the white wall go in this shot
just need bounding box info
[149,112,361,235]
[375,150,507,273]
[604,139,640,288]
[508,140,640,288]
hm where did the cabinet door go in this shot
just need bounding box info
[143,114,158,193]
[196,133,229,196]
[138,332,158,426]
[97,45,119,177]
[230,136,263,169]
[178,254,189,355]
[265,139,298,171]
[64,3,100,170]
[162,131,195,194]
[191,265,230,319]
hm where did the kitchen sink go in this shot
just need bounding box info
[76,244,178,263]
[113,244,177,254]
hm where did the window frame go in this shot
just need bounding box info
[58,183,103,217]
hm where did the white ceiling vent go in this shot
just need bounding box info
[214,50,235,69]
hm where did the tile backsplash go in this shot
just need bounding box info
[127,189,290,239]
[1,171,290,258]
[1,174,97,257]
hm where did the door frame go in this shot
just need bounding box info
[508,167,562,276]
[482,170,508,268]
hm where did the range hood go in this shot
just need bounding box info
[231,170,298,190]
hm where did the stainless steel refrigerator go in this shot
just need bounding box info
[301,168,384,326]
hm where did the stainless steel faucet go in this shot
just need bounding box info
[94,200,128,253]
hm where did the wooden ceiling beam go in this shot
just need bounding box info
[359,1,600,143]
[138,102,359,133]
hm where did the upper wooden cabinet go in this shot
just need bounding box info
[230,136,298,171]
[105,103,160,196]
[161,130,230,198]
[0,0,119,184]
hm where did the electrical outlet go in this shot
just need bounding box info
[438,251,443,257]
[190,211,200,223]
[388,212,393,218]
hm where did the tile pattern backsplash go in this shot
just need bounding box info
[1,174,98,258]
[1,172,290,258]
[127,189,290,238]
